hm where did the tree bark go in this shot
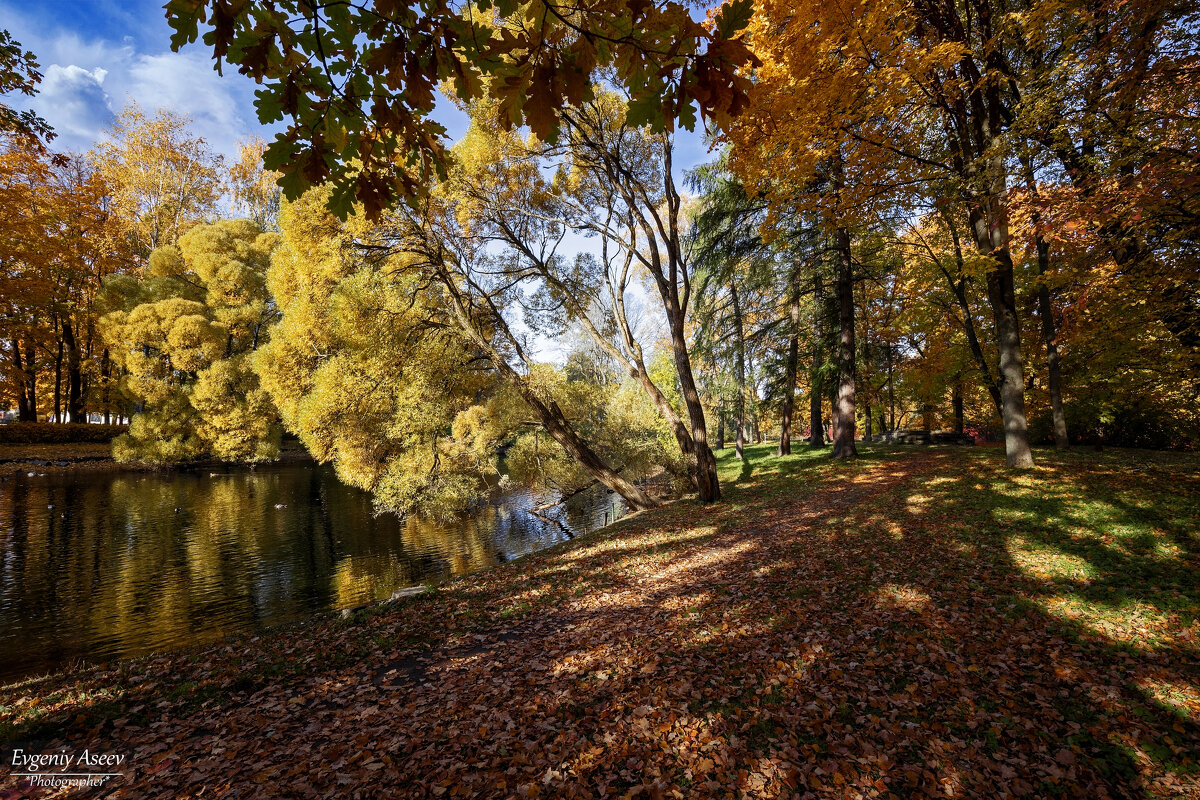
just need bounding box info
[1036,259,1069,450]
[12,339,32,422]
[887,344,895,432]
[810,272,826,447]
[831,227,857,460]
[53,334,63,424]
[968,195,1035,469]
[668,310,721,501]
[19,334,38,422]
[941,213,1004,419]
[864,388,873,442]
[731,282,746,462]
[716,403,725,450]
[952,381,965,434]
[778,278,801,456]
[62,319,84,423]
[1021,159,1069,450]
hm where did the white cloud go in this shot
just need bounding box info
[120,50,256,161]
[36,64,113,148]
[2,5,271,161]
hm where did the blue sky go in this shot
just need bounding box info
[1,0,715,178]
[1,0,267,159]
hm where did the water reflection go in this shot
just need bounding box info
[0,462,625,682]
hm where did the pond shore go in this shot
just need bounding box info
[2,444,1198,798]
[0,441,315,477]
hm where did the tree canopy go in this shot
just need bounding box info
[164,0,756,217]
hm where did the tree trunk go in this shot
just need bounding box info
[716,403,725,450]
[953,382,965,434]
[942,213,1004,419]
[831,225,857,460]
[864,389,873,442]
[778,285,800,456]
[968,194,1035,469]
[53,334,63,424]
[63,319,84,423]
[1038,279,1069,449]
[1021,159,1070,450]
[731,282,746,462]
[443,279,659,511]
[887,344,895,432]
[859,275,872,444]
[525,391,658,511]
[20,334,37,422]
[12,339,32,422]
[827,383,836,442]
[101,348,111,425]
[748,355,763,444]
[668,314,721,501]
[810,272,826,447]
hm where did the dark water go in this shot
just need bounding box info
[0,462,625,683]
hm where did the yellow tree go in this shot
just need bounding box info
[728,0,1042,467]
[44,155,129,422]
[92,104,224,260]
[101,219,280,461]
[447,93,721,500]
[229,138,281,231]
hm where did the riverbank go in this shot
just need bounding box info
[2,444,1198,798]
[0,440,315,477]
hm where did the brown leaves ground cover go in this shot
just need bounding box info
[2,444,1198,799]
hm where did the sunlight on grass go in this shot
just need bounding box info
[1135,677,1200,722]
[1008,535,1097,581]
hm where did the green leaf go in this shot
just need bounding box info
[164,0,202,50]
[625,94,661,129]
[715,0,753,39]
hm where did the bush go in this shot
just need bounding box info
[0,423,128,444]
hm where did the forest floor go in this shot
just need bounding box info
[2,443,1198,799]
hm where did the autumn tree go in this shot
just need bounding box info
[724,1,912,462]
[254,188,500,517]
[257,185,677,517]
[101,219,281,461]
[43,155,127,423]
[434,93,721,500]
[687,156,779,460]
[229,138,281,231]
[365,151,662,511]
[93,105,224,259]
[0,134,54,420]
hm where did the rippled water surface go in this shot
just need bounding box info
[0,462,625,682]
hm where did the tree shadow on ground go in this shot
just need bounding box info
[2,444,1197,798]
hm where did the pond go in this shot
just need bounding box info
[0,461,626,683]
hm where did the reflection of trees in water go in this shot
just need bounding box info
[0,465,624,680]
